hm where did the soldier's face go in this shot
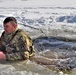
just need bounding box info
[4,22,16,34]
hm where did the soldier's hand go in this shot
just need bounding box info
[0,51,6,60]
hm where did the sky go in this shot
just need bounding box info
[0,0,76,7]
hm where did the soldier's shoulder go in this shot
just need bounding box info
[1,31,5,39]
[17,29,25,35]
[17,29,30,37]
[1,31,5,36]
[17,29,26,33]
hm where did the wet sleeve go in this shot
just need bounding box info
[5,36,30,61]
[0,37,6,54]
[20,35,31,59]
[14,34,31,60]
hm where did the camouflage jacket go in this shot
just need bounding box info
[0,29,35,61]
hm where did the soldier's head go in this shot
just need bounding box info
[3,17,18,34]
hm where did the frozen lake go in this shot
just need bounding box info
[0,0,76,75]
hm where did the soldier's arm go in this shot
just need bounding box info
[21,34,31,59]
[0,38,6,60]
[20,30,35,58]
[0,37,6,54]
[14,33,31,60]
[22,33,35,57]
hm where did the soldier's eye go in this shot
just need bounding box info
[4,25,9,28]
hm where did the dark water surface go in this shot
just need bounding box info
[33,36,76,75]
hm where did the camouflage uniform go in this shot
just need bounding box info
[0,29,35,61]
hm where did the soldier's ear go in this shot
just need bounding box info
[13,24,17,29]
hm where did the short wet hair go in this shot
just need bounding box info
[3,17,17,24]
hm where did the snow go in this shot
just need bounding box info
[0,0,76,75]
[0,0,76,7]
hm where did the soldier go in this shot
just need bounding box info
[0,17,35,61]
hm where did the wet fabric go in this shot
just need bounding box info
[0,29,35,61]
